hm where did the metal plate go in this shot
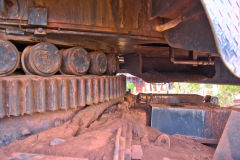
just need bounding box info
[213,110,240,160]
[201,0,240,78]
[151,104,230,144]
[28,8,47,26]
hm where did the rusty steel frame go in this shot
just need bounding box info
[0,0,239,86]
[169,48,215,66]
[0,0,166,55]
[151,104,231,144]
[137,93,205,105]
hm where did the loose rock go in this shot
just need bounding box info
[131,145,143,160]
[132,124,145,138]
[21,128,31,136]
[50,138,65,146]
[155,134,171,149]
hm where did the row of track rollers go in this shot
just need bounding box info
[0,39,118,77]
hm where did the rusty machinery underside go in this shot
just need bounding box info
[0,0,239,84]
[0,0,239,119]
[0,1,240,158]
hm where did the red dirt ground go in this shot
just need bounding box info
[0,99,214,160]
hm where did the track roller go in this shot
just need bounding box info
[106,54,118,75]
[60,47,90,75]
[88,51,107,75]
[0,40,20,77]
[21,42,61,76]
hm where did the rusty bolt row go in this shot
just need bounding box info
[0,40,118,77]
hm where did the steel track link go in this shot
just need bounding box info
[0,75,126,118]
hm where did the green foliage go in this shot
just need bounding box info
[171,83,181,93]
[186,83,200,93]
[204,84,214,95]
[171,83,200,94]
[127,82,134,91]
[171,83,240,106]
[204,84,212,89]
[218,85,240,106]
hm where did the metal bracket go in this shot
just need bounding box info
[28,8,47,26]
[0,0,6,17]
[6,28,24,35]
[170,48,214,66]
[34,27,47,35]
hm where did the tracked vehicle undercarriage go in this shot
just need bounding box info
[0,0,240,120]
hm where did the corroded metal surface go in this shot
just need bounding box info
[0,75,126,118]
[0,0,167,57]
[0,40,20,76]
[137,93,204,105]
[0,0,6,17]
[122,51,217,84]
[60,47,90,75]
[88,51,107,75]
[21,42,62,76]
[106,54,118,75]
[151,0,194,19]
[0,0,158,38]
[151,104,231,144]
[201,0,240,78]
[2,0,237,86]
[28,8,47,26]
[0,95,124,146]
[164,12,218,54]
[213,111,240,160]
[8,153,87,160]
[151,0,218,53]
[0,108,77,146]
